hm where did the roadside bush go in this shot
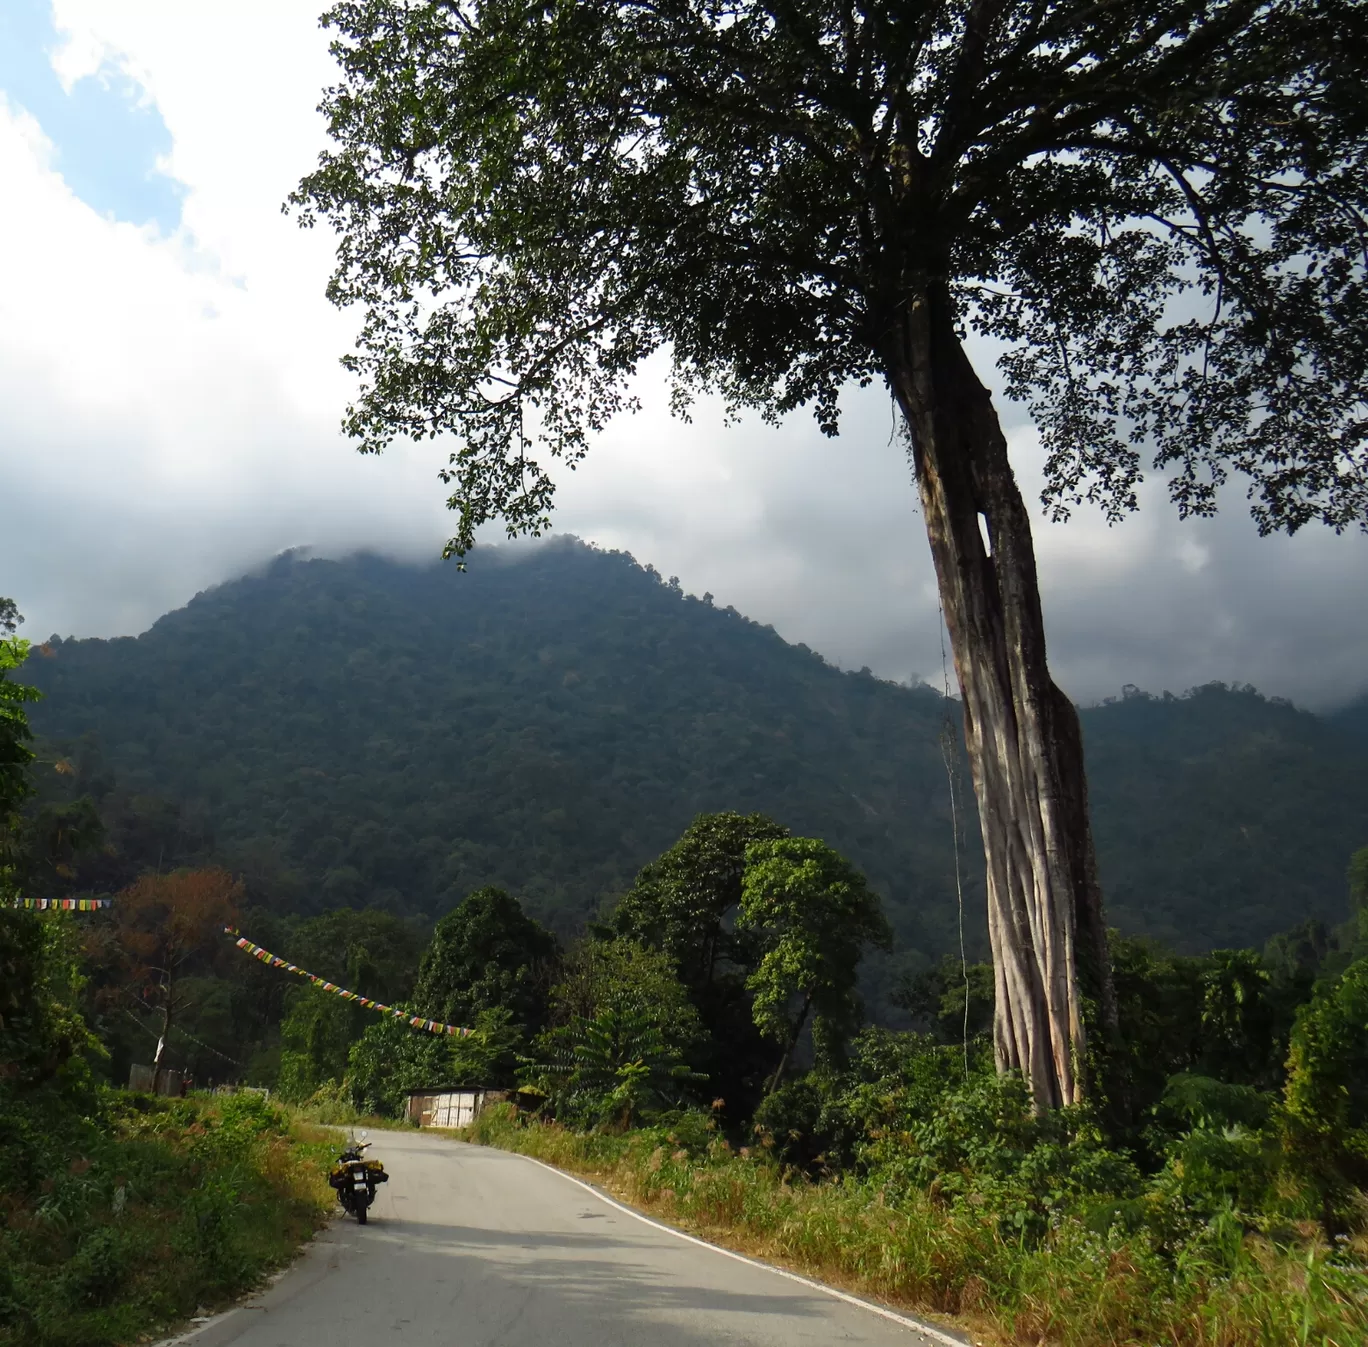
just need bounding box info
[1282,955,1368,1220]
[64,1226,131,1308]
[0,1091,331,1347]
[751,1077,829,1171]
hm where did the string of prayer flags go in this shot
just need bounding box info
[222,928,474,1038]
[6,897,111,910]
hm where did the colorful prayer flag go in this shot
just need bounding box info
[5,897,111,910]
[223,928,473,1037]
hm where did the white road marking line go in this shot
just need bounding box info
[510,1151,971,1347]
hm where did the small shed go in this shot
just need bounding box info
[406,1086,507,1129]
[129,1063,186,1097]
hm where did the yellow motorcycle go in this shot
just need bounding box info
[328,1130,388,1224]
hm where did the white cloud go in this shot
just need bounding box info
[1,1,1365,712]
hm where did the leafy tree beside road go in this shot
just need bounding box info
[277,908,426,1101]
[612,812,789,997]
[613,811,790,1113]
[347,890,558,1111]
[295,0,1368,1108]
[414,885,558,1032]
[738,838,891,1092]
[111,868,241,1089]
[529,938,706,1125]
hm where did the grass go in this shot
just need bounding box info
[0,1090,335,1347]
[462,1105,1368,1347]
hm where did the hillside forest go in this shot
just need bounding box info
[4,548,1368,1343]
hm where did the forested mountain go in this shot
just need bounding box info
[1329,692,1368,744]
[1083,685,1368,950]
[24,541,1368,963]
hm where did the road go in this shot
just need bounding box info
[172,1128,966,1347]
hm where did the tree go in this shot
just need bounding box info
[1350,847,1368,914]
[277,984,360,1102]
[113,868,241,1089]
[290,907,425,1003]
[546,938,704,1057]
[413,886,559,1031]
[1198,949,1277,1088]
[613,811,790,1114]
[897,955,996,1045]
[294,0,1366,1107]
[538,997,703,1128]
[0,907,99,1093]
[0,619,40,896]
[276,906,426,1099]
[0,625,109,1107]
[1349,846,1368,956]
[613,811,789,995]
[737,838,891,1092]
[1283,956,1368,1210]
[21,798,105,889]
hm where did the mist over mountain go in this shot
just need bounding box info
[25,540,1368,970]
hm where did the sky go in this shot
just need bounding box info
[1,1,1364,711]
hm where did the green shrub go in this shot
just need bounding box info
[751,1077,829,1170]
[1282,955,1368,1222]
[64,1227,131,1308]
[0,1091,331,1347]
[1158,1072,1274,1132]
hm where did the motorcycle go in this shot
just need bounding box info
[328,1130,388,1224]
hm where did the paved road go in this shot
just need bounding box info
[174,1129,964,1347]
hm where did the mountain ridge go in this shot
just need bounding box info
[24,539,1368,966]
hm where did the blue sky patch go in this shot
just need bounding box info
[0,0,185,233]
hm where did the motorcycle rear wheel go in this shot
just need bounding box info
[357,1202,367,1225]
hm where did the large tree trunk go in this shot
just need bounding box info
[884,284,1117,1112]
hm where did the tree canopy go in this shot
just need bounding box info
[0,620,39,895]
[296,0,1366,550]
[110,867,242,1082]
[738,836,892,1088]
[546,937,703,1054]
[611,811,790,994]
[275,907,424,1100]
[413,884,559,1030]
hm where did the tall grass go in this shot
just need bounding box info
[0,1091,334,1347]
[465,1106,1368,1347]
